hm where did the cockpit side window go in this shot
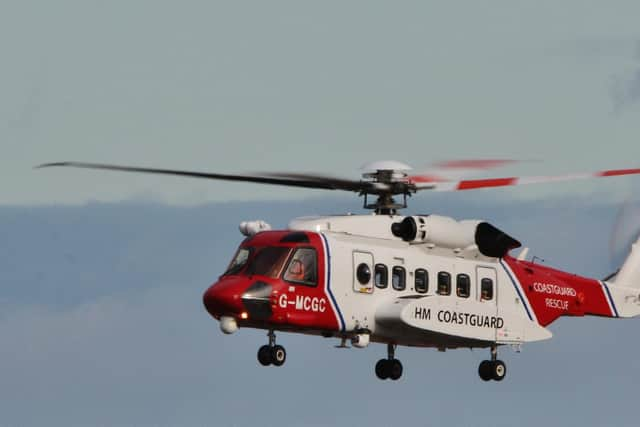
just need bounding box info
[223,248,251,276]
[284,247,318,287]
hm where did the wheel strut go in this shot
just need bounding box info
[387,343,395,360]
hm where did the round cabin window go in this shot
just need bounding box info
[356,263,371,284]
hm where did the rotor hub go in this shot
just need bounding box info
[359,163,416,215]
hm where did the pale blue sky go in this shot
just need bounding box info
[3,4,640,425]
[2,1,640,205]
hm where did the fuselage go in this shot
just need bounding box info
[203,215,620,349]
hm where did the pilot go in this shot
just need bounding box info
[287,250,316,284]
[288,259,306,281]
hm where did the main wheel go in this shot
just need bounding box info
[492,360,506,381]
[478,360,492,381]
[375,359,389,380]
[257,345,272,366]
[389,359,403,381]
[271,345,287,367]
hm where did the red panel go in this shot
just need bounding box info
[204,231,341,332]
[504,257,614,327]
[272,232,341,331]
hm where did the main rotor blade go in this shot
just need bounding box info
[260,172,371,192]
[37,162,364,192]
[412,167,640,192]
[408,159,527,183]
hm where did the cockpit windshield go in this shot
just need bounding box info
[246,247,292,278]
[224,248,251,276]
[224,245,294,278]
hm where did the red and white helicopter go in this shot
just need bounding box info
[39,159,640,382]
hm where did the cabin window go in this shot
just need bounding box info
[392,266,406,291]
[283,248,317,286]
[415,269,428,293]
[481,278,494,301]
[356,263,371,285]
[437,272,451,295]
[456,274,471,298]
[375,264,388,289]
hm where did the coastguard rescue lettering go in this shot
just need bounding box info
[414,307,504,329]
[532,282,576,297]
[278,294,327,313]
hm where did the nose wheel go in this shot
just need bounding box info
[478,345,506,382]
[375,344,403,381]
[257,330,287,367]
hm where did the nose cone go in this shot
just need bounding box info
[203,278,245,318]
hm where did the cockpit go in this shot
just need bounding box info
[223,237,318,287]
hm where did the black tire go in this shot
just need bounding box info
[375,359,389,380]
[271,345,286,367]
[258,345,272,366]
[389,359,403,381]
[492,360,506,381]
[478,360,493,381]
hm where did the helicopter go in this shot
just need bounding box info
[38,159,640,382]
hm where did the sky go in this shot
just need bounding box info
[2,1,640,205]
[3,1,640,426]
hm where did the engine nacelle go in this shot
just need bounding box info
[391,215,521,258]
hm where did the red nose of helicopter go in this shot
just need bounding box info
[202,278,246,319]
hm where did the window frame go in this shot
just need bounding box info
[437,271,451,296]
[414,268,428,294]
[374,264,388,289]
[456,273,471,298]
[392,266,406,291]
[282,246,318,287]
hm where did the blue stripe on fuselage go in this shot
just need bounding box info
[320,233,345,332]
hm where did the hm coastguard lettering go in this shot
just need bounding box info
[414,307,431,320]
[437,310,504,329]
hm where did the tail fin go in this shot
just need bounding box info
[607,236,640,318]
[613,236,640,289]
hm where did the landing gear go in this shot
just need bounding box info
[257,330,287,367]
[258,345,272,366]
[478,345,506,382]
[375,344,403,381]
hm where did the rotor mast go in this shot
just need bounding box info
[360,161,415,215]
